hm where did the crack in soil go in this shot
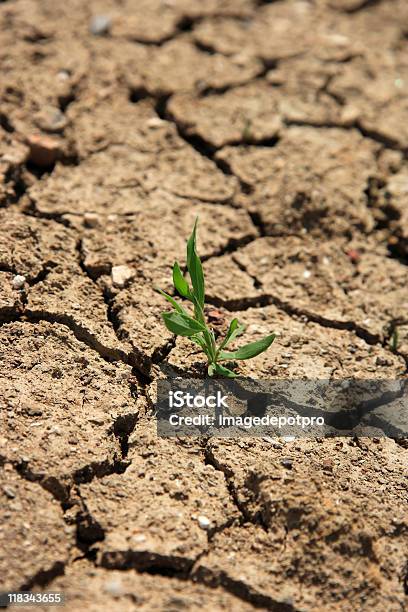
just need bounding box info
[201,233,259,262]
[151,335,177,366]
[199,60,277,98]
[19,561,66,592]
[71,493,294,611]
[112,412,139,459]
[205,291,381,345]
[22,203,73,228]
[365,177,408,266]
[76,237,97,280]
[344,0,392,14]
[192,565,299,612]
[8,446,130,505]
[165,97,282,152]
[7,310,131,363]
[1,278,153,383]
[207,252,407,364]
[99,549,197,574]
[0,112,15,133]
[203,444,269,531]
[26,263,56,287]
[284,118,408,155]
[74,487,106,549]
[34,430,290,610]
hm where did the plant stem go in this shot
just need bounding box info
[193,299,216,363]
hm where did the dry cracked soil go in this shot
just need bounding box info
[0,0,408,610]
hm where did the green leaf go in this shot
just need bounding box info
[191,335,211,359]
[219,334,276,360]
[214,363,237,378]
[218,318,246,351]
[191,333,205,347]
[208,363,216,377]
[173,262,191,298]
[186,218,205,308]
[191,333,210,353]
[162,311,206,337]
[390,327,399,353]
[155,288,189,316]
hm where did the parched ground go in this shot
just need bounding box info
[0,0,408,610]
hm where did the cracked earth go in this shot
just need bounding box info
[0,0,407,610]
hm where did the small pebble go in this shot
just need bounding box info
[322,459,333,472]
[281,458,293,469]
[375,356,391,366]
[326,33,349,46]
[12,275,26,289]
[3,486,16,499]
[26,134,61,167]
[25,406,43,417]
[104,578,124,598]
[34,106,67,133]
[231,52,251,67]
[48,426,61,435]
[132,533,147,543]
[83,212,101,228]
[262,436,284,448]
[111,265,134,289]
[197,515,211,530]
[57,70,70,81]
[303,270,311,279]
[346,249,360,264]
[146,117,166,128]
[341,105,360,124]
[87,415,106,426]
[90,15,111,36]
[207,308,224,323]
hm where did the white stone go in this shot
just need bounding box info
[12,275,26,289]
[132,533,147,543]
[146,117,166,128]
[104,578,124,598]
[197,515,211,530]
[57,70,70,81]
[89,14,111,36]
[111,265,134,288]
[83,212,101,228]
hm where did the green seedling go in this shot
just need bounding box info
[242,117,252,142]
[390,327,399,353]
[156,218,276,377]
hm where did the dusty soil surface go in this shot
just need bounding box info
[0,0,407,610]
